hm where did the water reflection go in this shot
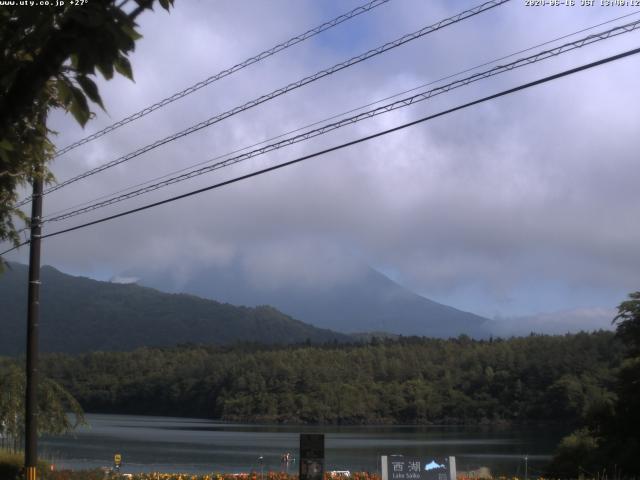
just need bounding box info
[40,414,566,475]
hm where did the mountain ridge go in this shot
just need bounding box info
[131,261,490,338]
[0,262,351,355]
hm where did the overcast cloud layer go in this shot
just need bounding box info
[4,0,640,329]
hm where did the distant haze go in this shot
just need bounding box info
[131,259,616,337]
[132,260,490,338]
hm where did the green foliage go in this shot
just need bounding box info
[0,362,85,451]
[614,291,640,356]
[30,331,621,426]
[549,291,640,478]
[546,428,600,478]
[0,450,49,480]
[0,0,174,254]
[602,291,640,476]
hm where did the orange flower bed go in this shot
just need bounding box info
[43,471,382,480]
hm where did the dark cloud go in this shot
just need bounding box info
[5,0,640,324]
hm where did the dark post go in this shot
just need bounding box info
[25,163,43,480]
[300,433,324,480]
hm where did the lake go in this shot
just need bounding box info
[40,414,567,475]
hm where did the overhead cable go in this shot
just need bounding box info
[3,44,638,257]
[53,0,393,158]
[42,10,640,221]
[15,0,509,208]
[42,19,640,223]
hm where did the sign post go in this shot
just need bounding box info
[300,434,324,480]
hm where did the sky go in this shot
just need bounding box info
[4,0,640,332]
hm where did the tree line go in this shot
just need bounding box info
[35,331,621,426]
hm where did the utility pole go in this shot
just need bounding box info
[25,159,43,480]
[524,455,528,480]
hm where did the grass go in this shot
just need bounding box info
[0,449,52,480]
[0,449,24,480]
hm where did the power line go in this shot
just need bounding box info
[3,44,638,256]
[41,10,640,221]
[42,19,640,224]
[52,0,393,158]
[14,0,509,208]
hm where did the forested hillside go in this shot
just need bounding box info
[0,263,350,354]
[135,263,490,338]
[38,332,620,425]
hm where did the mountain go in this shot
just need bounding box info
[0,263,350,355]
[131,262,490,338]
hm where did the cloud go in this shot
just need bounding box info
[109,276,139,285]
[486,307,618,336]
[4,0,640,323]
[238,237,365,291]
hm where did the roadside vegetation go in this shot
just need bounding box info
[0,362,85,454]
[0,449,49,480]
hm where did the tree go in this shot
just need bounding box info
[0,0,174,262]
[548,291,640,478]
[605,291,640,475]
[613,291,640,355]
[0,362,85,452]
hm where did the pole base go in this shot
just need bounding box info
[26,466,37,480]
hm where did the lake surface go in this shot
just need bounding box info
[40,414,567,475]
